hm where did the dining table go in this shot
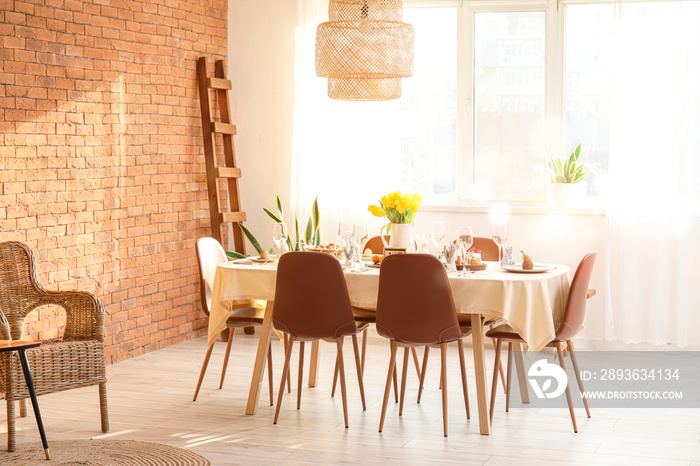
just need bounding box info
[206,258,571,435]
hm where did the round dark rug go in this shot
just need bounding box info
[3,439,211,465]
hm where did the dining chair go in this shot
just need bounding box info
[376,253,471,437]
[0,241,109,452]
[362,235,391,254]
[192,237,275,404]
[486,251,597,432]
[272,252,367,427]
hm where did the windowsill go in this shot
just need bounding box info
[421,200,607,216]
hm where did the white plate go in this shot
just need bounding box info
[250,255,278,263]
[502,263,555,273]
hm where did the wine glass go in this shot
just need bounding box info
[352,224,368,251]
[273,222,288,255]
[430,221,445,256]
[338,221,353,246]
[492,223,508,265]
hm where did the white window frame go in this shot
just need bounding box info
[406,0,565,205]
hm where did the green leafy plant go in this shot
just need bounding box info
[226,196,321,258]
[549,143,588,184]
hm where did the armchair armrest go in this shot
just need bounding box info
[39,290,106,342]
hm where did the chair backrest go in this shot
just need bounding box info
[555,251,597,341]
[0,241,46,339]
[363,235,391,254]
[272,252,358,339]
[195,237,229,316]
[459,236,499,261]
[376,253,463,344]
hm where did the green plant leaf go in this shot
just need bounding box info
[263,208,282,223]
[314,228,320,245]
[311,196,320,236]
[573,143,582,162]
[294,214,300,251]
[225,250,246,259]
[237,222,263,254]
[305,217,313,245]
[276,195,284,219]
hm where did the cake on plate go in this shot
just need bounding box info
[466,247,482,265]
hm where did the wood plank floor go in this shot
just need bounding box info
[2,330,699,465]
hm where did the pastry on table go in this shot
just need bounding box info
[520,249,534,270]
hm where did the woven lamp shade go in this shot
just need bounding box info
[315,0,414,101]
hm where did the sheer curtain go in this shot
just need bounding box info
[605,1,700,346]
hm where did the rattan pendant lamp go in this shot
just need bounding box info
[315,0,414,101]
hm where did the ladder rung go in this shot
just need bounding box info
[221,212,247,223]
[217,167,242,179]
[208,77,232,90]
[212,122,237,135]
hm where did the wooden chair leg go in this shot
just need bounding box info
[379,340,398,432]
[399,347,409,416]
[331,354,339,397]
[6,399,16,452]
[274,335,295,424]
[417,346,429,403]
[457,339,470,419]
[19,399,27,418]
[361,328,367,376]
[351,334,366,410]
[506,342,513,412]
[556,341,578,433]
[567,340,591,418]
[219,327,235,389]
[411,347,421,382]
[492,331,507,393]
[489,338,503,424]
[336,337,349,428]
[267,343,274,406]
[99,382,109,433]
[284,334,291,393]
[297,341,305,410]
[193,341,215,401]
[440,342,448,437]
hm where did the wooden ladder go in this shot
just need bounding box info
[196,56,246,254]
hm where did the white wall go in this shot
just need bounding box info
[227,2,610,345]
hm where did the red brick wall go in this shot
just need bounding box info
[0,0,228,364]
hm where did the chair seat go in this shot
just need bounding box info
[226,307,266,325]
[484,324,523,341]
[351,307,376,323]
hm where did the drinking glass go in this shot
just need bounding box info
[430,221,445,256]
[273,222,288,255]
[458,226,473,260]
[492,223,508,265]
[338,221,353,246]
[352,224,368,251]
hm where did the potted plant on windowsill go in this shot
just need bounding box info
[549,143,588,207]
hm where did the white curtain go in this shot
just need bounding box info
[605,1,700,346]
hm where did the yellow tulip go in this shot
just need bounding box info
[407,199,419,214]
[381,196,391,208]
[412,193,421,205]
[368,205,386,217]
[395,199,408,214]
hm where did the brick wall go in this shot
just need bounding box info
[0,0,228,364]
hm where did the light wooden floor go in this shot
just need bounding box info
[2,330,699,465]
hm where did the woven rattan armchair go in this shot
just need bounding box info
[0,241,109,451]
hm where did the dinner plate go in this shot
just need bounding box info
[502,263,555,273]
[461,263,487,271]
[250,255,278,263]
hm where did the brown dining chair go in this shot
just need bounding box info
[486,251,597,432]
[0,241,109,452]
[272,252,367,427]
[362,235,391,254]
[376,253,471,437]
[192,237,275,404]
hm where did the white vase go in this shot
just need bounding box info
[379,223,415,252]
[551,182,587,208]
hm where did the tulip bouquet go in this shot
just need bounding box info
[368,191,421,224]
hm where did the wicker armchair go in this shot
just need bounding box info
[0,241,108,451]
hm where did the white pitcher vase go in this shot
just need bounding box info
[380,223,415,252]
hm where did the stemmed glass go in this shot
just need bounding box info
[457,227,473,276]
[492,223,507,266]
[430,221,445,256]
[351,224,368,268]
[338,221,353,246]
[273,222,288,256]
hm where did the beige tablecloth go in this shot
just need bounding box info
[207,261,571,352]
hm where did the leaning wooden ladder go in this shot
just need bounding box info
[196,56,246,254]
